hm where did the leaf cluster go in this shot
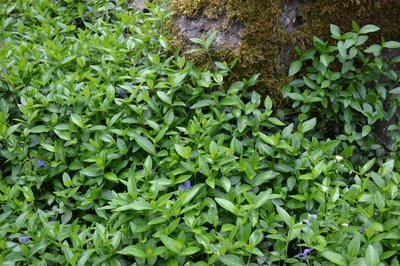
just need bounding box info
[285,22,400,162]
[1,1,400,265]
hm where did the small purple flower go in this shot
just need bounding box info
[118,88,125,97]
[178,180,191,192]
[37,160,46,167]
[19,236,31,243]
[294,248,314,259]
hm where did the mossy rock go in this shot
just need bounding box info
[168,0,400,102]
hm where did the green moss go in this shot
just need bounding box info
[298,0,400,45]
[169,0,226,19]
[169,0,400,102]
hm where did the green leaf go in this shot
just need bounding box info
[359,24,380,34]
[228,81,244,94]
[303,76,316,89]
[181,247,201,256]
[267,117,285,126]
[171,72,187,87]
[321,251,348,266]
[71,114,84,128]
[275,205,293,227]
[258,132,277,146]
[366,245,380,266]
[330,24,341,38]
[109,112,123,127]
[320,54,332,67]
[218,255,245,266]
[205,31,217,49]
[253,171,279,186]
[80,165,102,177]
[117,245,147,258]
[30,125,50,133]
[215,198,235,214]
[274,164,294,173]
[77,251,93,266]
[182,185,203,205]
[164,110,174,125]
[41,143,55,152]
[159,235,182,254]
[360,158,375,175]
[383,40,400,49]
[301,118,317,133]
[362,125,371,137]
[364,44,382,56]
[370,172,385,189]
[132,132,156,155]
[300,48,316,60]
[190,99,214,109]
[389,87,400,94]
[347,234,360,258]
[220,176,231,192]
[182,146,192,159]
[157,91,172,105]
[54,129,71,140]
[356,35,368,46]
[0,210,12,224]
[286,92,304,101]
[209,140,218,158]
[104,172,119,182]
[381,159,394,176]
[255,189,280,208]
[175,144,185,158]
[221,95,242,106]
[114,198,152,211]
[350,258,368,266]
[264,96,273,110]
[288,60,302,76]
[321,80,331,89]
[62,173,72,187]
[249,230,263,247]
[374,191,385,210]
[298,173,313,180]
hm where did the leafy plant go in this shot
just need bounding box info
[283,22,400,161]
[1,1,400,265]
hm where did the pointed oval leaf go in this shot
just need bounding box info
[117,245,147,258]
[276,205,293,227]
[330,24,341,38]
[182,185,203,205]
[383,41,400,49]
[255,189,272,208]
[157,91,172,105]
[181,247,201,256]
[321,251,348,266]
[389,87,400,94]
[215,198,235,214]
[302,117,317,133]
[360,24,380,34]
[348,234,361,258]
[132,132,156,155]
[289,60,302,76]
[366,245,380,266]
[114,198,152,211]
[218,255,245,266]
[30,125,50,133]
[159,235,182,254]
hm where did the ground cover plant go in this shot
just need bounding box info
[1,0,400,265]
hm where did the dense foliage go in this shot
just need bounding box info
[1,1,400,265]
